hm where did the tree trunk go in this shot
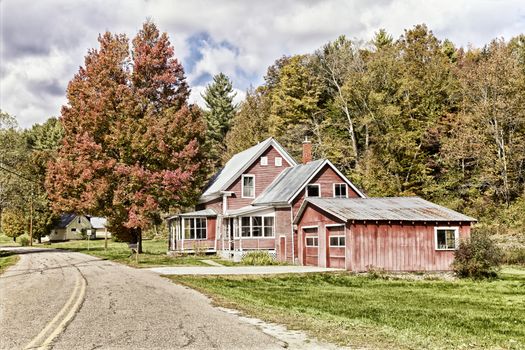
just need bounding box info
[137,228,143,254]
[38,236,41,244]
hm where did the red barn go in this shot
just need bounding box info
[294,197,476,271]
[166,137,476,271]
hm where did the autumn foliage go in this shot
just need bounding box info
[46,22,207,249]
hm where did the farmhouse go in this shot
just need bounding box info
[167,137,475,271]
[49,213,93,241]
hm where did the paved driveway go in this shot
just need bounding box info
[147,265,343,275]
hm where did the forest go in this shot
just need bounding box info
[0,23,524,256]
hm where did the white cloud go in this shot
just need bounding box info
[1,0,524,128]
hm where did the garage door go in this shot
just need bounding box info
[327,225,345,268]
[303,227,318,266]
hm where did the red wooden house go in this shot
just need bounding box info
[167,138,476,271]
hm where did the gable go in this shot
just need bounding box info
[200,137,296,202]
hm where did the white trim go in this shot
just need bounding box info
[241,174,255,199]
[182,217,208,240]
[434,226,459,250]
[260,156,268,166]
[305,236,319,247]
[239,215,275,239]
[328,235,346,247]
[275,157,282,167]
[301,225,319,230]
[333,183,348,198]
[306,183,321,198]
[325,223,345,228]
[326,159,366,198]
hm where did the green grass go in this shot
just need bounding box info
[169,267,525,350]
[34,238,232,268]
[0,250,19,275]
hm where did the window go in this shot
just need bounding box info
[435,227,458,250]
[329,236,345,247]
[260,156,268,166]
[184,218,207,240]
[275,157,282,167]
[306,184,320,197]
[242,175,255,198]
[239,216,275,238]
[71,228,77,232]
[333,183,347,198]
[306,237,319,247]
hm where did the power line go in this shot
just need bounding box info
[0,163,38,184]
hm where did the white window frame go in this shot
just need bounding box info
[305,236,319,247]
[333,183,348,198]
[241,174,255,198]
[306,184,321,198]
[182,217,208,240]
[240,215,275,239]
[275,157,282,167]
[329,235,346,247]
[434,227,459,250]
[260,156,268,166]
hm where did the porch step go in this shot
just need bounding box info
[200,259,224,267]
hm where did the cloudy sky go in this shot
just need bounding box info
[1,0,524,128]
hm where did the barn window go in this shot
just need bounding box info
[275,157,282,167]
[435,227,458,250]
[329,236,345,247]
[240,216,275,238]
[306,184,320,197]
[260,156,268,166]
[183,218,207,240]
[242,175,255,198]
[333,184,347,198]
[306,237,319,247]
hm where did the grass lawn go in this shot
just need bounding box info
[169,267,525,350]
[0,250,19,275]
[33,238,232,268]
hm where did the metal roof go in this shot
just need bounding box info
[167,209,218,220]
[252,159,325,205]
[56,213,79,228]
[225,205,273,217]
[200,137,297,201]
[296,197,476,223]
[89,217,107,229]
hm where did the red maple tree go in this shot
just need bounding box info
[46,22,208,252]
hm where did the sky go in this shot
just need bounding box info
[1,0,524,129]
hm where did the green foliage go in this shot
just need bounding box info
[202,73,237,169]
[19,236,30,246]
[453,228,503,278]
[1,209,26,240]
[240,251,278,265]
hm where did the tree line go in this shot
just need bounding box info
[1,22,523,247]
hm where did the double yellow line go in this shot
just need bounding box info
[25,272,87,350]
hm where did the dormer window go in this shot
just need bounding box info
[260,156,268,166]
[242,175,255,198]
[306,184,320,197]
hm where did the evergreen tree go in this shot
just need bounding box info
[202,73,237,169]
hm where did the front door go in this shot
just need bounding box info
[279,236,286,261]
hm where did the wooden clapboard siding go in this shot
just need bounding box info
[234,238,276,250]
[226,146,290,210]
[198,197,222,213]
[275,207,294,262]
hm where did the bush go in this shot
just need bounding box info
[453,229,502,278]
[241,251,278,266]
[19,236,30,247]
[502,248,525,265]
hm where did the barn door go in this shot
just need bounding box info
[303,227,319,266]
[327,225,345,268]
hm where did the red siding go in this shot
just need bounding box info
[227,146,290,210]
[297,203,472,271]
[179,217,217,251]
[291,163,360,217]
[199,197,222,213]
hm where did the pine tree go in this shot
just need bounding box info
[202,73,237,169]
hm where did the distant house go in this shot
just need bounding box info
[90,217,110,239]
[167,137,476,271]
[49,214,93,241]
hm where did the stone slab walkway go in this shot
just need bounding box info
[146,265,343,275]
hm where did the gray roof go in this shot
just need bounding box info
[252,159,325,205]
[225,205,273,217]
[297,197,476,223]
[89,217,107,229]
[56,214,86,229]
[200,137,297,201]
[167,209,217,220]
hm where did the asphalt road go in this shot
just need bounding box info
[0,248,286,350]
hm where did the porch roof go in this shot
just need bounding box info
[166,209,217,220]
[224,205,273,217]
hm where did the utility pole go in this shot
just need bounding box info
[29,184,33,246]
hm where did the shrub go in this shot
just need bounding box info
[502,248,525,265]
[19,236,30,247]
[241,251,278,266]
[453,229,502,278]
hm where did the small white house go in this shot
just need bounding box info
[49,214,93,241]
[90,217,111,239]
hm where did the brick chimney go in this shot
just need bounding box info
[302,137,312,164]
